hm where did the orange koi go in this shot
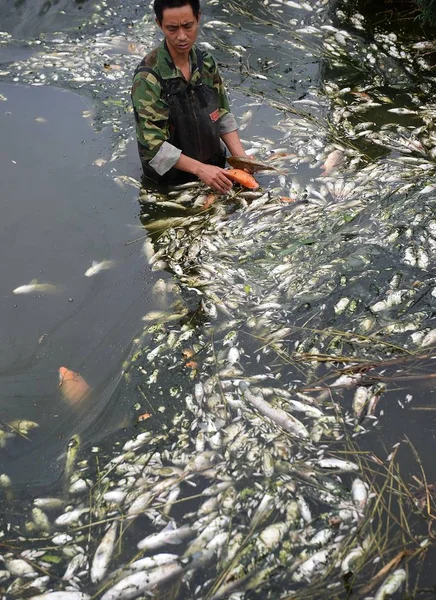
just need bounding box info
[58,366,92,405]
[202,193,218,209]
[137,412,152,422]
[350,91,372,101]
[224,169,259,190]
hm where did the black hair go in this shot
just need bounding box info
[153,0,200,24]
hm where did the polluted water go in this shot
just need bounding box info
[1,0,436,599]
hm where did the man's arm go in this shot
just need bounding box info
[173,155,233,194]
[132,74,186,176]
[171,127,249,195]
[133,72,233,192]
[221,129,247,158]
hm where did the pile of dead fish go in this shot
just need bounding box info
[3,114,434,600]
[2,0,436,599]
[0,320,379,600]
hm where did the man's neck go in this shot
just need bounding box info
[165,41,192,70]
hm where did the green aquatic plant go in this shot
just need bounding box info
[416,0,436,25]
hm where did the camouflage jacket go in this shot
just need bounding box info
[131,41,237,176]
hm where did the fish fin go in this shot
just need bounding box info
[30,279,38,284]
[91,260,99,266]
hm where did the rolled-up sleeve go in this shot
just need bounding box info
[149,141,182,175]
[218,112,238,135]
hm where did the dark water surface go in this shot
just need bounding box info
[0,0,322,488]
[0,81,156,486]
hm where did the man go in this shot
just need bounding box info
[131,0,248,194]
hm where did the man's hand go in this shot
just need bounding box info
[196,164,233,194]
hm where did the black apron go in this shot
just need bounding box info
[133,47,226,185]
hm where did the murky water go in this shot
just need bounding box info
[0,81,157,486]
[0,0,320,488]
[1,0,436,598]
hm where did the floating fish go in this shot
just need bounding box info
[58,367,92,404]
[387,107,418,115]
[137,523,194,551]
[8,419,39,436]
[85,260,116,277]
[227,156,279,173]
[373,569,407,600]
[224,169,259,189]
[13,280,61,294]
[101,563,183,600]
[320,149,344,176]
[352,478,368,511]
[91,521,118,583]
[202,193,218,208]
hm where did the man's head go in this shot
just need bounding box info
[153,0,201,59]
[153,0,200,26]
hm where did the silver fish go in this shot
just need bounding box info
[137,523,194,551]
[13,280,61,294]
[91,521,118,583]
[85,260,116,277]
[373,568,407,600]
[100,562,183,600]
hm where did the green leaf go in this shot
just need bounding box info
[42,554,63,564]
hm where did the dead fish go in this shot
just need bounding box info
[351,478,368,512]
[137,523,194,551]
[387,107,417,115]
[8,419,39,436]
[238,110,253,131]
[318,458,359,472]
[320,149,344,176]
[202,193,219,209]
[28,593,91,600]
[13,280,61,294]
[224,169,259,190]
[227,156,279,173]
[240,382,309,438]
[85,260,116,277]
[91,521,118,583]
[58,367,92,404]
[113,175,141,189]
[127,42,148,56]
[373,569,407,600]
[100,562,183,600]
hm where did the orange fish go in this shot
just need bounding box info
[202,193,218,209]
[137,412,152,422]
[58,366,92,404]
[224,169,259,190]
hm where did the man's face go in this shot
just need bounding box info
[157,4,200,59]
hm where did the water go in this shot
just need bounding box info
[0,81,156,486]
[1,0,436,598]
[0,0,321,488]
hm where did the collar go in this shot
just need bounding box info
[161,40,198,80]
